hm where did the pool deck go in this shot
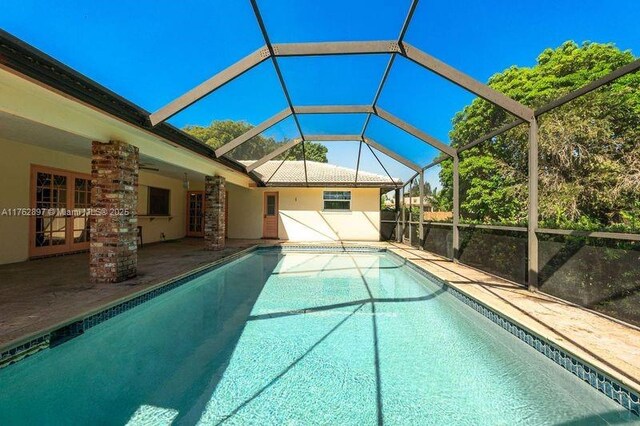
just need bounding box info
[1,239,639,398]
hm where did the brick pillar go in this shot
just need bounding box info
[90,140,139,283]
[204,175,225,250]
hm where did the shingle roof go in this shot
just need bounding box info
[239,161,401,187]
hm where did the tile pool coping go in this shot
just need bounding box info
[0,243,638,417]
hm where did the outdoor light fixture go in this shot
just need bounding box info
[183,173,190,189]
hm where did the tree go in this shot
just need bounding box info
[408,181,432,197]
[184,120,328,163]
[435,41,640,229]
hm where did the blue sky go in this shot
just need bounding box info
[2,0,639,188]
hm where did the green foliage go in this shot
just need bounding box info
[438,41,639,231]
[408,181,432,196]
[184,120,328,162]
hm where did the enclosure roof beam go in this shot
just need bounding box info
[536,59,640,115]
[457,58,640,154]
[366,144,399,188]
[359,0,419,183]
[272,41,400,57]
[214,108,291,157]
[149,46,271,126]
[375,107,456,156]
[457,119,525,153]
[249,0,308,185]
[400,42,535,123]
[423,156,449,171]
[363,137,422,172]
[294,104,455,156]
[293,105,374,114]
[245,138,303,172]
[284,132,422,173]
[303,134,362,141]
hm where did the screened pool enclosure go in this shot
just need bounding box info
[144,0,640,326]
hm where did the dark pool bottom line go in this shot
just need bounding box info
[0,245,638,417]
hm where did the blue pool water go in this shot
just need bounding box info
[0,250,637,425]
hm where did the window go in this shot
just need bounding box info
[323,191,351,211]
[148,187,170,215]
[266,195,276,216]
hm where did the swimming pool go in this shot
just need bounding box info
[0,250,637,424]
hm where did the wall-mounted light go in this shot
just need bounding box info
[183,173,190,189]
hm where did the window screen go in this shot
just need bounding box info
[323,191,351,211]
[149,187,170,215]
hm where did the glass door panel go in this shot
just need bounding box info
[34,171,68,252]
[71,177,91,247]
[31,167,91,257]
[186,191,204,237]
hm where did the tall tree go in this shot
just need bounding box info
[184,120,328,162]
[435,41,639,229]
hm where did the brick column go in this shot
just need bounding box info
[204,175,225,250]
[90,140,139,283]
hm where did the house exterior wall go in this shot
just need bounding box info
[0,137,189,264]
[0,136,383,264]
[0,137,89,264]
[136,173,188,244]
[226,185,381,241]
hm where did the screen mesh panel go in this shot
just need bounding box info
[421,225,453,259]
[538,234,640,327]
[458,227,528,285]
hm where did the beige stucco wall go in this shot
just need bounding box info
[137,173,188,244]
[0,137,190,264]
[226,182,263,239]
[226,185,381,241]
[0,137,382,264]
[0,137,88,264]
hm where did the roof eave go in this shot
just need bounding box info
[0,29,264,186]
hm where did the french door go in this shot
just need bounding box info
[186,191,205,237]
[29,165,92,257]
[262,192,278,239]
[186,191,229,238]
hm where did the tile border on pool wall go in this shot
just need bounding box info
[0,245,260,369]
[272,245,386,253]
[386,250,640,417]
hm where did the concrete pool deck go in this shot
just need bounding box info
[1,239,639,399]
